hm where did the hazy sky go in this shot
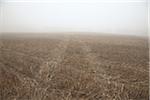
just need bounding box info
[0,0,148,36]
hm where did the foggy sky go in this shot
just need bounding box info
[0,0,148,36]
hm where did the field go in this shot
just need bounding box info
[0,33,149,100]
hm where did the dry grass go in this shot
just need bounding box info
[0,34,149,100]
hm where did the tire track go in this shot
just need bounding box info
[0,36,70,100]
[79,39,128,99]
[28,36,71,100]
[80,40,125,82]
[37,36,70,85]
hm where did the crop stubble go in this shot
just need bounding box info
[0,34,149,100]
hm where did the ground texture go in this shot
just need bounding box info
[0,34,149,100]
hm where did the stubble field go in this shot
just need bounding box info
[0,34,149,100]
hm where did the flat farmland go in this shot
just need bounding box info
[0,34,149,100]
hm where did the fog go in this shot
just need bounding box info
[0,0,148,36]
